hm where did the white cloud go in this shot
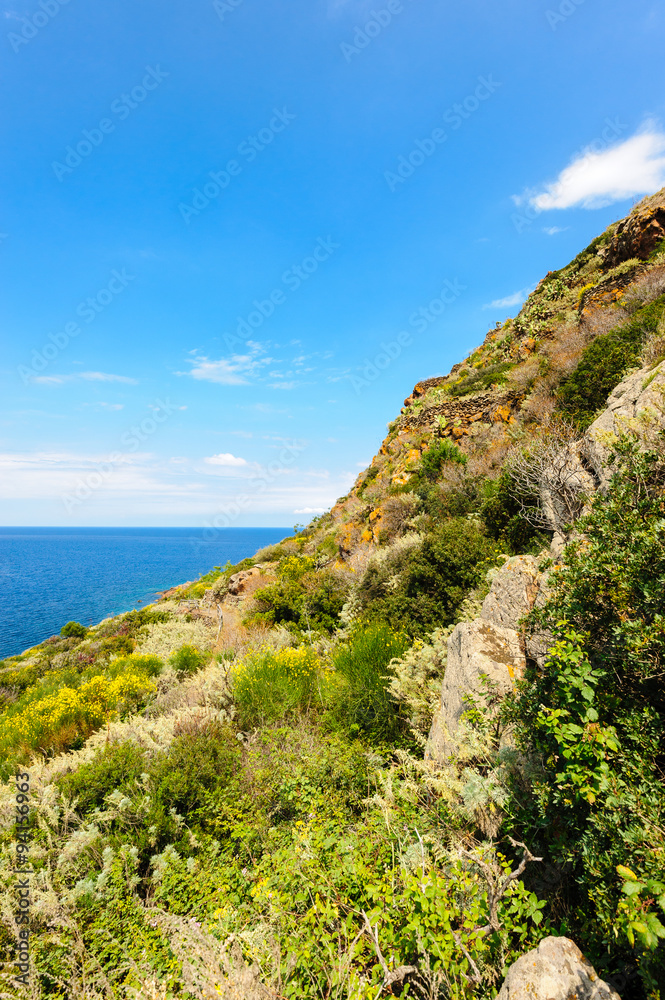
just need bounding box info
[525,125,665,211]
[31,371,138,385]
[294,507,327,514]
[0,449,352,523]
[80,371,137,384]
[183,344,273,386]
[483,286,535,310]
[543,226,568,236]
[204,453,248,467]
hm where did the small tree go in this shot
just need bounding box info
[60,621,87,639]
[505,421,594,535]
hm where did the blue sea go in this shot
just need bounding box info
[0,527,290,660]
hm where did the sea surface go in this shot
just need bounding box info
[0,527,290,660]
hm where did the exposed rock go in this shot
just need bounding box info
[227,567,263,596]
[427,620,525,763]
[481,555,542,631]
[585,361,665,488]
[603,200,665,267]
[496,936,621,1000]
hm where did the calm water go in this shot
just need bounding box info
[0,527,289,660]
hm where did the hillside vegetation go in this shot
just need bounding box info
[1,192,665,999]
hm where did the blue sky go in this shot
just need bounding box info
[2,0,665,526]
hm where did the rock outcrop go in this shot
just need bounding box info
[602,192,665,267]
[585,361,665,488]
[427,620,525,762]
[496,937,621,1000]
[427,554,547,762]
[481,555,542,630]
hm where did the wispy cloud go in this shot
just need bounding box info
[181,342,276,386]
[31,371,138,386]
[543,226,568,236]
[520,124,665,211]
[181,344,330,389]
[269,381,299,390]
[204,453,248,467]
[0,449,353,521]
[483,285,535,310]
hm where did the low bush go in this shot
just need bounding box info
[232,645,322,728]
[481,470,550,552]
[58,739,147,813]
[250,556,349,633]
[419,438,467,480]
[357,517,500,636]
[169,643,208,677]
[328,621,410,743]
[60,621,87,639]
[0,653,162,775]
[557,295,665,427]
[508,436,665,990]
[446,360,515,397]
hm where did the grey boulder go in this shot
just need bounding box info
[496,936,621,1000]
[427,620,525,762]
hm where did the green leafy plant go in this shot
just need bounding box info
[509,435,665,987]
[328,621,410,743]
[169,643,208,676]
[232,645,322,728]
[60,621,87,639]
[557,295,665,427]
[357,517,500,635]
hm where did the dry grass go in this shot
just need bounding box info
[507,358,540,393]
[642,335,665,368]
[581,303,629,338]
[377,493,419,539]
[622,265,665,313]
[631,187,665,214]
[520,386,558,427]
[543,322,592,383]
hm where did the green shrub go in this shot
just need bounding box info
[149,721,240,827]
[648,236,665,261]
[57,740,147,813]
[446,360,514,397]
[250,557,348,634]
[169,643,208,676]
[481,470,548,552]
[557,295,665,428]
[419,438,467,481]
[358,518,500,636]
[60,621,87,639]
[509,436,665,990]
[328,622,409,743]
[232,646,322,728]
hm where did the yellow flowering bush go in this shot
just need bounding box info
[232,645,322,727]
[0,654,161,771]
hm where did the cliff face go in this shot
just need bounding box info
[315,188,665,569]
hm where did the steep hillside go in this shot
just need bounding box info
[1,193,665,1000]
[314,186,665,571]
